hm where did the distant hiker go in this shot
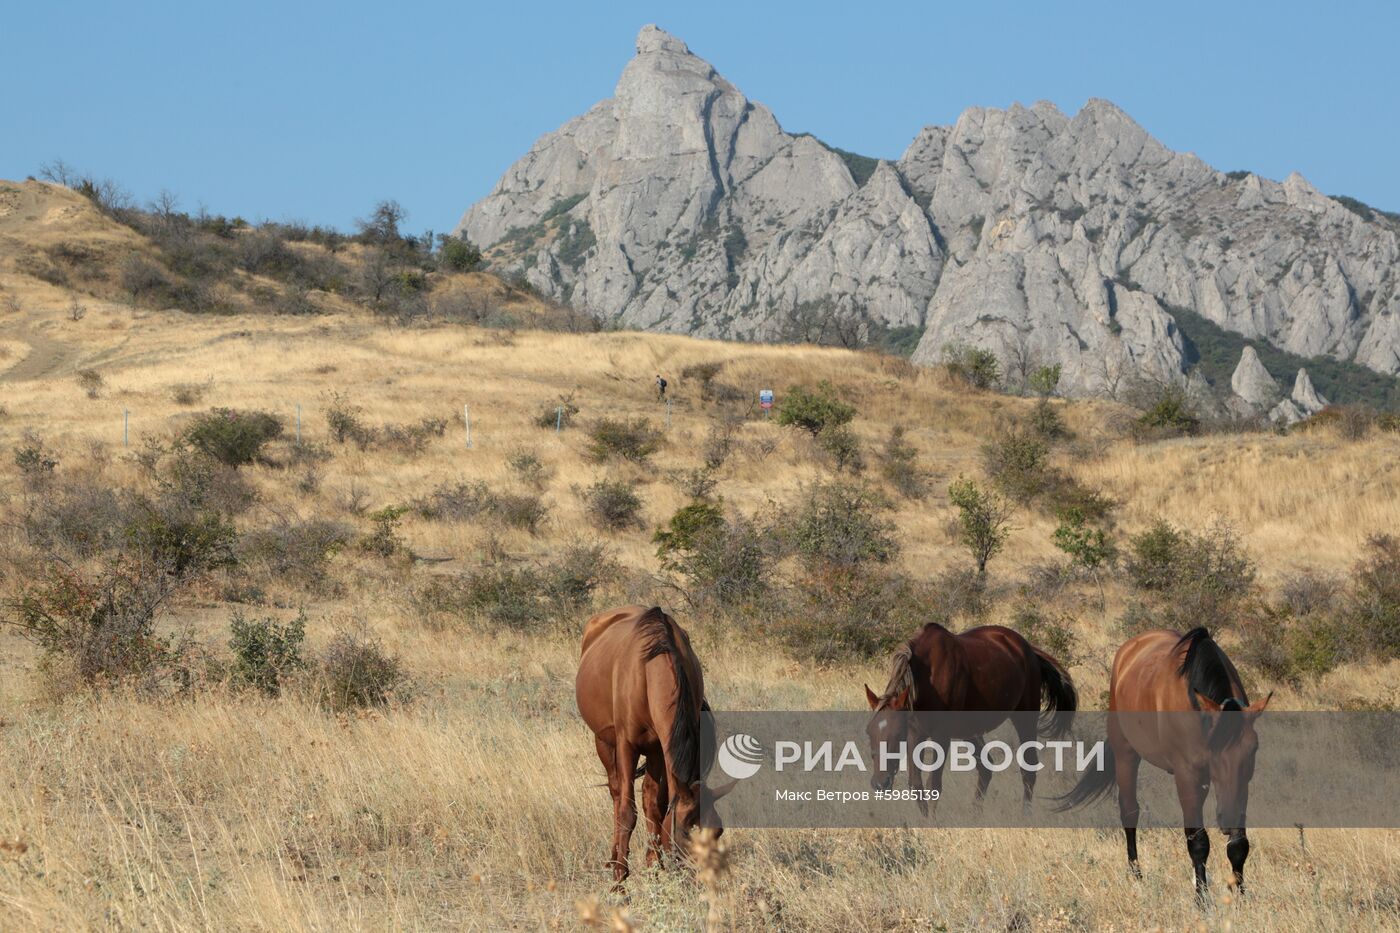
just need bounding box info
[656,373,668,400]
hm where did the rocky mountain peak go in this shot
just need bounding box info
[458,27,1400,399]
[635,23,689,56]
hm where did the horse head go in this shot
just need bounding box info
[864,683,911,791]
[1195,691,1272,830]
[667,779,737,852]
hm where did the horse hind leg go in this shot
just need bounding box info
[1115,744,1143,879]
[609,741,641,889]
[641,759,669,869]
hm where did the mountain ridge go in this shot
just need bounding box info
[458,25,1400,403]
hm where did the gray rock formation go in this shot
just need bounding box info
[1231,346,1280,407]
[1291,368,1328,413]
[458,25,1400,396]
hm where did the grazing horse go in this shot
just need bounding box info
[1058,628,1271,897]
[575,605,733,886]
[864,622,1077,812]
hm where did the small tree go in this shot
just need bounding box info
[942,343,1001,390]
[437,234,482,272]
[776,381,856,436]
[948,476,1012,577]
[1029,364,1062,398]
[228,611,307,696]
[1052,507,1117,603]
[356,200,407,246]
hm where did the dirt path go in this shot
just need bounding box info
[0,328,76,382]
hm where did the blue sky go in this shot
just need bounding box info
[4,1,1397,236]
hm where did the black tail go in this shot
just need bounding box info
[1034,649,1078,739]
[1054,741,1117,812]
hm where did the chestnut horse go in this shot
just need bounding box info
[1058,628,1271,897]
[575,605,733,886]
[864,622,1077,812]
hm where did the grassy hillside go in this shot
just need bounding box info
[2,180,1400,930]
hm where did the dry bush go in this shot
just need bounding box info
[318,629,405,710]
[76,369,104,399]
[581,479,644,531]
[236,517,353,591]
[585,417,663,463]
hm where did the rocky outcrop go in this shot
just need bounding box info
[458,25,1400,396]
[1291,368,1328,413]
[1231,346,1280,407]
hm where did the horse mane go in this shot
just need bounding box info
[879,643,917,705]
[638,607,704,783]
[1175,627,1246,749]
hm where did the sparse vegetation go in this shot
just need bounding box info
[585,417,663,463]
[776,380,857,436]
[581,479,644,531]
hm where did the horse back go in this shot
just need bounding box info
[580,604,652,659]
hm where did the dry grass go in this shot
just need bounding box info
[2,180,1399,930]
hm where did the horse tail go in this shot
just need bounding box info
[638,607,703,784]
[1054,741,1116,812]
[1034,648,1077,739]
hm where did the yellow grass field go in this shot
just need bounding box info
[2,181,1399,930]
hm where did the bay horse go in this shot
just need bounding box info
[1058,627,1271,897]
[864,622,1077,813]
[575,605,733,887]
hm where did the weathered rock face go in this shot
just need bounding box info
[1292,368,1328,413]
[458,26,1400,396]
[1232,346,1280,407]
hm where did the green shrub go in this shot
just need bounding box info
[786,481,897,571]
[948,476,1013,577]
[1236,604,1345,686]
[437,235,482,272]
[1348,533,1400,659]
[585,417,663,463]
[982,426,1051,503]
[1132,384,1200,439]
[942,343,1000,389]
[325,392,376,449]
[507,449,554,490]
[319,630,404,710]
[878,426,925,499]
[236,518,352,589]
[1029,364,1062,398]
[816,423,864,474]
[184,408,282,466]
[1010,603,1079,665]
[777,570,937,663]
[359,506,409,558]
[1029,398,1068,439]
[492,491,548,534]
[412,544,618,631]
[228,611,307,696]
[1052,508,1117,574]
[776,381,857,436]
[582,479,644,531]
[1124,518,1256,628]
[654,504,770,610]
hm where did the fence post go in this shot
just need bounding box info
[123,408,129,447]
[464,404,473,449]
[555,406,563,433]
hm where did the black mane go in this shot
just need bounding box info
[1175,627,1247,748]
